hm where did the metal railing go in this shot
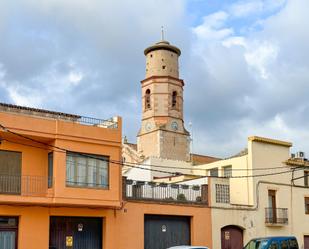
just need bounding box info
[265,208,288,224]
[124,178,208,205]
[0,175,50,196]
[0,102,118,128]
[76,116,118,128]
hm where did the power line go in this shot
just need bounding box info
[0,123,304,179]
[1,135,297,174]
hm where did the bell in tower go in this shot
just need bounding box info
[137,37,190,161]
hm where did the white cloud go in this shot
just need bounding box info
[229,0,286,18]
[68,71,83,86]
[244,41,279,79]
[187,0,309,157]
[193,11,233,41]
[0,0,309,158]
[222,36,246,48]
[7,85,43,107]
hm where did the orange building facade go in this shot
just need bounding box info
[0,103,212,249]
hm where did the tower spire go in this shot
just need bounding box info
[161,26,164,41]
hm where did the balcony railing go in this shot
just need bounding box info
[0,102,118,128]
[75,116,118,128]
[265,208,288,225]
[0,175,50,196]
[124,179,208,205]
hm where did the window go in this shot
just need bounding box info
[281,240,288,249]
[223,166,232,178]
[0,150,21,194]
[304,171,309,187]
[172,91,177,108]
[145,89,151,109]
[0,217,18,249]
[162,65,166,69]
[269,241,279,249]
[305,197,309,214]
[66,152,109,188]
[288,239,299,249]
[209,168,219,177]
[48,152,53,188]
[244,239,269,249]
[215,184,230,203]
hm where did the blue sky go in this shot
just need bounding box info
[0,0,308,157]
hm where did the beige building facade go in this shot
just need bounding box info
[192,136,309,249]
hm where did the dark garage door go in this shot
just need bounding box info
[49,216,102,249]
[144,215,190,249]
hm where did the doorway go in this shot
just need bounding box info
[221,225,243,249]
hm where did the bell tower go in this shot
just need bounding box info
[137,38,190,161]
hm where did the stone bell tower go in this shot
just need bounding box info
[137,38,190,161]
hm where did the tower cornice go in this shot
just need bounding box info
[141,75,184,86]
[144,40,181,56]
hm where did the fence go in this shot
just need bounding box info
[124,178,208,205]
[0,175,50,196]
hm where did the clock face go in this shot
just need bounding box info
[145,122,152,131]
[171,121,178,131]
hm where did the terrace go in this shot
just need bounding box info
[123,178,208,205]
[0,102,118,128]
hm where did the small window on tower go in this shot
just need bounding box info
[150,54,153,58]
[145,89,151,109]
[172,91,177,108]
[162,65,166,69]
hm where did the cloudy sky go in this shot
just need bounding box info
[0,0,308,158]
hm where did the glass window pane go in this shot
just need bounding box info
[66,152,109,188]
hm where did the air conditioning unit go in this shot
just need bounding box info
[296,151,305,159]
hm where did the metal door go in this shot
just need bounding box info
[49,217,102,249]
[304,236,309,249]
[144,215,190,249]
[221,225,243,249]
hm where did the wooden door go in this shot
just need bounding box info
[304,236,309,249]
[144,215,190,249]
[221,225,243,249]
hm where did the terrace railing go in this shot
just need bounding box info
[124,178,208,205]
[0,175,50,196]
[75,116,118,128]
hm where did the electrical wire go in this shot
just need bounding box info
[0,122,306,179]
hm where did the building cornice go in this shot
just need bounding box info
[248,136,292,147]
[285,159,309,167]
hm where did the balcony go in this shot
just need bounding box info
[124,178,208,205]
[0,175,50,197]
[265,208,288,225]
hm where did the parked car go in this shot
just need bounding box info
[167,246,209,249]
[244,236,299,249]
